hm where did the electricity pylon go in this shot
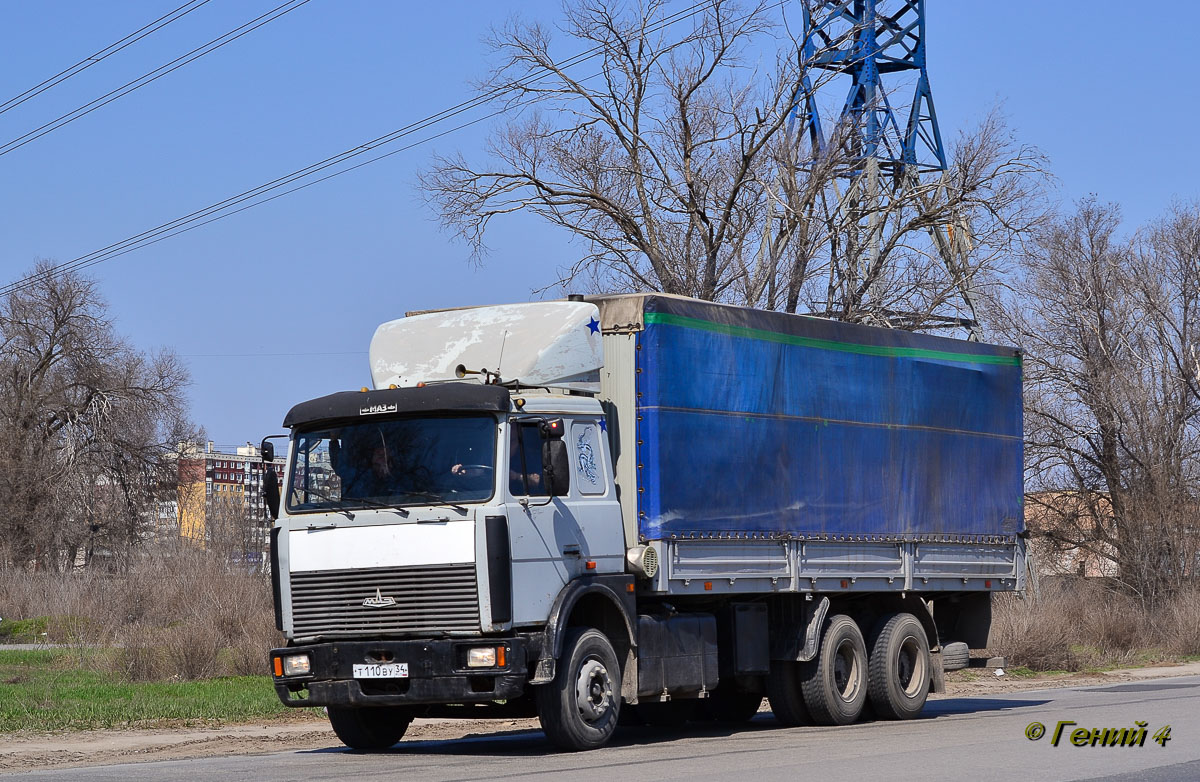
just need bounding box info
[796,0,981,337]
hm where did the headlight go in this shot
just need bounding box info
[467,647,497,667]
[282,653,311,676]
[467,646,507,668]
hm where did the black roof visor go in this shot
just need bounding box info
[282,384,510,429]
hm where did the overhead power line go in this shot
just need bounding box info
[0,0,311,159]
[49,87,563,277]
[0,0,762,299]
[0,0,718,297]
[0,0,213,117]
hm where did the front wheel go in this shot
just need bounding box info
[328,706,412,750]
[535,627,621,751]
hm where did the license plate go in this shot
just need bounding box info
[352,663,409,679]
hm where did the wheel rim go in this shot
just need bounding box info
[574,657,614,723]
[833,639,862,702]
[896,636,926,697]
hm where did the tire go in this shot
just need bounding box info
[535,627,621,751]
[766,661,811,726]
[703,687,763,724]
[941,641,970,671]
[327,706,412,750]
[867,612,931,720]
[800,614,868,726]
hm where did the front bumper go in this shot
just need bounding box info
[271,637,529,707]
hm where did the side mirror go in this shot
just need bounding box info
[260,437,281,519]
[263,468,280,520]
[542,439,570,497]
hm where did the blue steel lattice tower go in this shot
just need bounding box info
[796,0,979,335]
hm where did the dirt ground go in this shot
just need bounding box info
[5,662,1200,775]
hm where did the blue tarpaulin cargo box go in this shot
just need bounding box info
[603,296,1024,543]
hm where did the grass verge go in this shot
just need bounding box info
[0,650,320,733]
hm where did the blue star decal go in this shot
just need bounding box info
[598,418,607,432]
[586,316,600,334]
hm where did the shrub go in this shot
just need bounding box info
[989,579,1200,670]
[0,550,280,682]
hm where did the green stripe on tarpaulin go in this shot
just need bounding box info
[643,311,1023,367]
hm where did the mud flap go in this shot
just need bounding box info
[930,650,946,694]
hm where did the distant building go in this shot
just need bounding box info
[1023,491,1119,578]
[172,441,285,560]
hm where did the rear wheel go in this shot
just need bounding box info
[800,614,868,725]
[327,706,412,750]
[766,661,811,726]
[535,627,621,751]
[867,612,931,720]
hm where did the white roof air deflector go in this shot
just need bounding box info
[370,302,603,392]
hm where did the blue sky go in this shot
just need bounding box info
[2,1,1197,449]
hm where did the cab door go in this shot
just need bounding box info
[565,418,624,574]
[504,420,578,625]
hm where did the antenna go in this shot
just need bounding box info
[495,329,510,378]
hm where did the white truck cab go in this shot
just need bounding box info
[274,388,624,641]
[267,302,640,750]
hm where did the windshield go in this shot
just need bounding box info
[286,415,497,513]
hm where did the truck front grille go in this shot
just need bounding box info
[289,563,479,638]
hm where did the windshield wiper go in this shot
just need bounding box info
[297,486,355,520]
[298,487,409,518]
[401,490,467,513]
[342,494,409,516]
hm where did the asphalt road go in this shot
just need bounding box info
[14,676,1200,782]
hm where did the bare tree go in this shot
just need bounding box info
[426,0,813,302]
[424,0,1050,329]
[807,110,1050,329]
[1002,200,1200,607]
[1134,201,1200,409]
[205,491,267,567]
[0,263,196,571]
